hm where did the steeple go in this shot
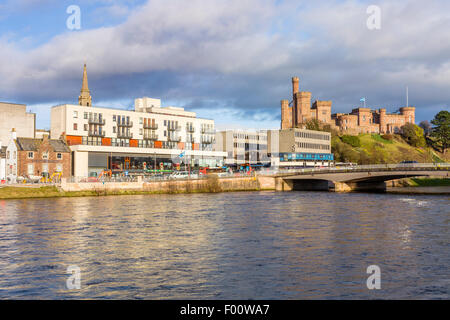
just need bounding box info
[78,64,92,106]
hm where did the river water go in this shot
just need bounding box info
[0,191,448,299]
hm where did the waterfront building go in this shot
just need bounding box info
[0,102,36,146]
[214,128,333,169]
[280,76,415,134]
[267,128,333,169]
[5,129,71,182]
[214,130,269,167]
[50,65,226,177]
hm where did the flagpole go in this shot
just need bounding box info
[406,86,409,107]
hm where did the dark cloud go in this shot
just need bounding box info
[0,0,449,128]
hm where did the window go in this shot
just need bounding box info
[84,112,88,119]
[113,115,116,122]
[164,120,167,126]
[27,152,34,159]
[73,123,78,130]
[73,111,78,118]
[139,118,143,124]
[139,128,143,135]
[84,124,88,131]
[27,164,34,175]
[113,126,116,133]
[42,152,49,160]
[57,153,62,160]
[42,163,49,173]
[56,164,63,173]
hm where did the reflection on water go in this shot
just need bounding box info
[0,192,449,299]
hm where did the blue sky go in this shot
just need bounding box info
[0,0,449,130]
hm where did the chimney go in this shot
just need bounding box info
[292,77,299,97]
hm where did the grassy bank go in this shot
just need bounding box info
[408,178,450,187]
[332,133,450,164]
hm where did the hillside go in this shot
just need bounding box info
[331,133,449,164]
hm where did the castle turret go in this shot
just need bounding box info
[281,100,292,129]
[400,107,415,124]
[292,77,299,97]
[379,108,387,133]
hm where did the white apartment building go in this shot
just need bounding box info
[49,65,225,177]
[50,99,225,177]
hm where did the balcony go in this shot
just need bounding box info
[117,131,133,139]
[143,122,158,130]
[143,133,158,140]
[88,130,105,137]
[167,125,181,131]
[88,118,105,125]
[186,136,195,143]
[201,136,215,144]
[167,135,181,142]
[186,126,195,133]
[117,120,133,127]
[201,128,215,134]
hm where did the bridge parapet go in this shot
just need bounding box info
[273,163,450,178]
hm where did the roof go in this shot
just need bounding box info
[15,138,71,153]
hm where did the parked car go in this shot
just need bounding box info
[169,171,198,179]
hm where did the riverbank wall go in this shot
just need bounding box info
[61,176,277,194]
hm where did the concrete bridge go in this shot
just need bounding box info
[273,163,450,192]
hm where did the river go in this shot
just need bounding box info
[0,191,448,299]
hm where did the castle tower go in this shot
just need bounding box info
[78,64,92,107]
[295,91,311,125]
[379,108,387,133]
[399,107,415,124]
[281,100,292,129]
[292,77,299,97]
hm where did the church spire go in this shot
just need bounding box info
[78,64,92,106]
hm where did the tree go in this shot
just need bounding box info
[400,123,426,147]
[430,110,450,153]
[419,120,432,136]
[305,118,320,131]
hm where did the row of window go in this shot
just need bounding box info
[232,133,267,141]
[27,152,63,160]
[6,151,62,160]
[27,163,63,175]
[296,142,330,150]
[294,131,330,141]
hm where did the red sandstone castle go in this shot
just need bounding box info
[281,77,415,135]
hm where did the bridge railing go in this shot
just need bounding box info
[265,163,450,176]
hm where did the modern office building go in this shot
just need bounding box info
[267,128,333,168]
[214,128,333,169]
[50,65,226,177]
[214,130,269,167]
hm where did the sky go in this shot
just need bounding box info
[0,0,449,130]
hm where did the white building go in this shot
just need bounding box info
[50,65,225,177]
